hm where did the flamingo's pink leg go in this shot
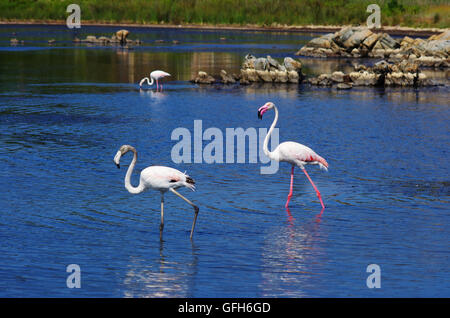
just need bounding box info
[301,168,325,209]
[285,165,295,208]
[156,79,159,91]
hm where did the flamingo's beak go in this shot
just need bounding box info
[257,106,267,119]
[114,151,121,169]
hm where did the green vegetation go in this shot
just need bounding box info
[0,0,448,28]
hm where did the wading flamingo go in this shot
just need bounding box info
[257,102,328,210]
[139,70,171,91]
[114,145,199,239]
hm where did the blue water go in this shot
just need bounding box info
[0,25,449,297]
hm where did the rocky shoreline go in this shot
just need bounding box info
[307,60,438,89]
[191,55,442,88]
[191,54,304,85]
[296,27,449,69]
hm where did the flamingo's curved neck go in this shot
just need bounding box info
[124,147,145,194]
[263,105,279,160]
[140,77,154,86]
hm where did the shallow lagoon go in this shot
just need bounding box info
[0,25,449,297]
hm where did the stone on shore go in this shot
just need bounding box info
[191,71,216,84]
[307,60,437,88]
[240,54,304,84]
[296,26,449,68]
[220,70,236,84]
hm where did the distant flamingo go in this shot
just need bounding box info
[114,145,199,239]
[139,70,171,91]
[258,102,328,210]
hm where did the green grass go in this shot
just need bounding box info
[0,0,448,28]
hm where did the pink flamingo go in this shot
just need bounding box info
[258,102,329,210]
[139,70,171,91]
[114,145,199,239]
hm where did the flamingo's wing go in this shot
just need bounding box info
[151,70,171,79]
[141,166,195,190]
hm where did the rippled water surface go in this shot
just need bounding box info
[0,25,449,297]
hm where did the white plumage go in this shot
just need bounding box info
[258,102,328,210]
[114,145,198,239]
[139,70,171,91]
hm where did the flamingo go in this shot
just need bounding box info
[113,145,199,239]
[257,102,328,210]
[139,70,171,91]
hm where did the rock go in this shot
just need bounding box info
[343,29,373,49]
[274,70,289,83]
[110,35,120,43]
[373,60,391,73]
[267,55,281,70]
[334,27,354,46]
[220,70,236,84]
[256,70,273,82]
[351,48,360,57]
[400,36,415,48]
[116,29,129,44]
[336,83,352,90]
[283,57,302,72]
[309,60,437,87]
[172,40,180,44]
[331,71,345,83]
[97,36,110,43]
[254,58,269,71]
[316,73,332,86]
[287,71,300,83]
[423,40,450,57]
[398,60,419,73]
[85,35,97,43]
[428,29,450,41]
[241,69,259,82]
[191,71,216,84]
[378,33,400,49]
[308,33,334,49]
[48,39,55,44]
[296,26,448,68]
[362,33,380,49]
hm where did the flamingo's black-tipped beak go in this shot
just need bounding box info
[116,163,120,169]
[257,110,262,120]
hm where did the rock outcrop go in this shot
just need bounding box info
[191,55,304,85]
[307,60,438,88]
[296,27,449,68]
[190,71,216,84]
[74,29,142,46]
[240,54,304,84]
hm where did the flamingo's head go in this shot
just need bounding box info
[258,102,275,119]
[114,145,134,169]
